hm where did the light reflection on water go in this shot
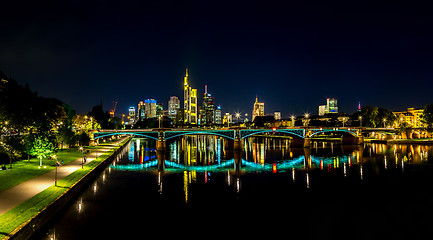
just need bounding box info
[40,136,433,240]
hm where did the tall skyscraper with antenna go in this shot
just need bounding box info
[183,68,197,124]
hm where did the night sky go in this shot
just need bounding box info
[1,0,433,117]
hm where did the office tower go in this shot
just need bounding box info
[274,112,281,120]
[183,68,198,124]
[156,103,164,117]
[202,85,215,125]
[319,98,338,115]
[215,105,222,124]
[144,99,157,118]
[327,98,338,113]
[128,107,136,124]
[252,96,264,121]
[138,101,145,121]
[168,96,180,119]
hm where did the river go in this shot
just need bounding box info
[35,136,433,240]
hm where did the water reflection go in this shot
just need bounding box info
[40,136,433,240]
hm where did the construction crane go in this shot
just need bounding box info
[110,100,118,118]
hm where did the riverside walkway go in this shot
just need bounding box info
[0,138,127,216]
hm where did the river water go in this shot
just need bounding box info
[36,136,433,240]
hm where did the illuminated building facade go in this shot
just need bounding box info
[138,101,145,121]
[144,99,157,118]
[215,105,222,124]
[274,112,281,120]
[319,98,338,116]
[394,107,424,128]
[168,96,180,119]
[183,68,198,124]
[252,96,264,121]
[128,107,136,124]
[202,85,214,125]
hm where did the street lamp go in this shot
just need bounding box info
[79,147,84,169]
[383,118,387,128]
[359,116,362,127]
[235,112,241,123]
[53,155,58,186]
[303,113,310,127]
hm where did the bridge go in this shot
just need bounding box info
[90,127,382,150]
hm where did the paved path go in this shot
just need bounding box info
[0,138,127,215]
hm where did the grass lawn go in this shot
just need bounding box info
[0,137,130,239]
[0,149,83,192]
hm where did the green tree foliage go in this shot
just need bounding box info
[27,135,56,166]
[360,106,397,128]
[421,104,433,130]
[0,71,73,161]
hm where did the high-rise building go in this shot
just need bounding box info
[202,85,215,125]
[144,99,157,118]
[318,105,326,116]
[318,98,338,116]
[168,96,180,119]
[327,98,338,113]
[215,105,222,124]
[128,107,136,124]
[138,101,145,121]
[156,103,164,117]
[252,96,264,121]
[183,68,198,124]
[274,112,281,120]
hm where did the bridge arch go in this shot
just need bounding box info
[309,129,359,138]
[240,129,305,139]
[93,132,159,140]
[164,130,236,140]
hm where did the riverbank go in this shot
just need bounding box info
[364,138,433,145]
[0,137,131,240]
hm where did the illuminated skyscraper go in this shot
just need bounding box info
[184,68,198,124]
[138,101,145,121]
[144,99,157,118]
[168,96,180,119]
[215,105,222,124]
[128,107,136,124]
[318,98,338,115]
[252,96,264,121]
[202,85,214,125]
[327,98,338,113]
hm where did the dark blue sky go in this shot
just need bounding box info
[1,0,433,117]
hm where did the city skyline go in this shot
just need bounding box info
[1,1,433,115]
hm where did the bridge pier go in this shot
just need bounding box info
[156,140,166,151]
[234,139,243,151]
[303,138,311,148]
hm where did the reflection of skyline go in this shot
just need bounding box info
[112,138,433,204]
[115,138,433,172]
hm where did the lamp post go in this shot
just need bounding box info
[383,118,387,128]
[303,113,310,127]
[235,112,241,124]
[359,116,362,127]
[53,155,58,186]
[79,147,84,169]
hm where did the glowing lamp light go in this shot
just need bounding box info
[272,127,277,131]
[272,163,277,173]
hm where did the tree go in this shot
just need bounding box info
[360,106,397,128]
[28,135,56,166]
[421,104,433,131]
